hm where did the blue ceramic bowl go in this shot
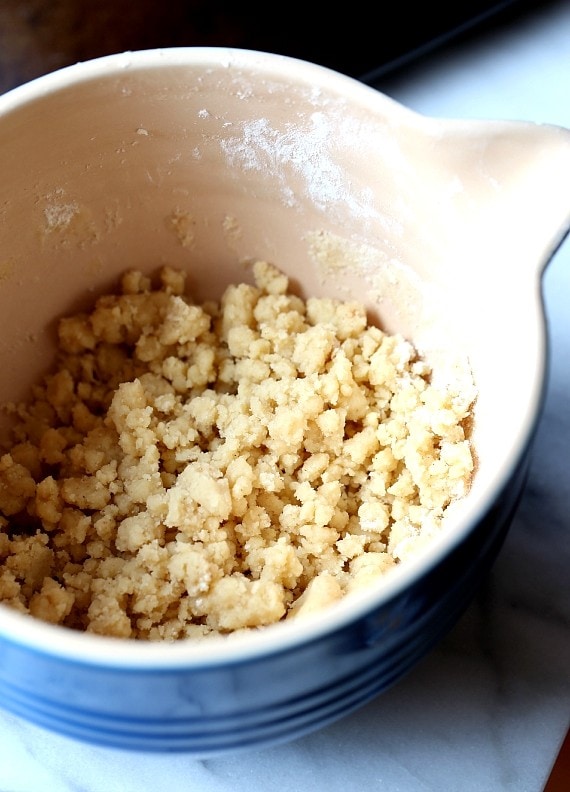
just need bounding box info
[0,49,569,754]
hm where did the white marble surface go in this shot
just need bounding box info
[1,3,569,790]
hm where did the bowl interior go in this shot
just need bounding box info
[0,49,568,652]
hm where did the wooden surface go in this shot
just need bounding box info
[544,728,570,792]
[0,0,249,94]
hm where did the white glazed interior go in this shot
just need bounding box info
[0,48,569,665]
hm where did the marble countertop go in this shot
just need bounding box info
[0,2,569,790]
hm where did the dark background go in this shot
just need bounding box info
[0,0,559,95]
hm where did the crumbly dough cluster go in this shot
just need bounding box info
[0,262,475,640]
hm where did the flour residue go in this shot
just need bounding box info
[168,209,196,248]
[44,202,80,231]
[219,112,380,220]
[306,228,438,326]
[222,215,243,252]
[41,193,99,247]
[306,228,475,397]
[0,259,15,282]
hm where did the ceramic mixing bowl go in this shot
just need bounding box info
[0,48,569,754]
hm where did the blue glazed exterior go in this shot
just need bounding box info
[0,450,530,754]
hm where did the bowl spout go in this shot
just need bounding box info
[416,117,570,285]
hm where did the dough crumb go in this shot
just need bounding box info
[0,261,476,640]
